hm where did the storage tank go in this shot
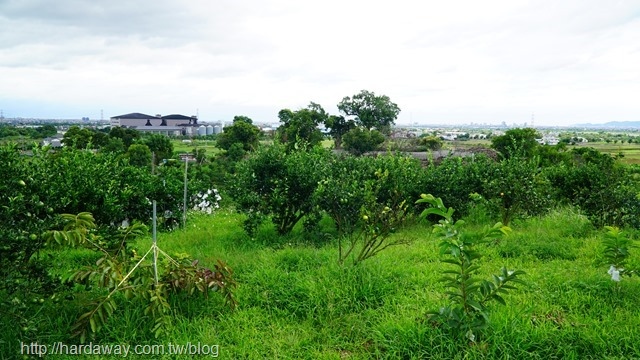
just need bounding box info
[213,125,222,134]
[197,125,206,136]
[206,125,214,135]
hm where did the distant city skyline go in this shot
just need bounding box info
[1,1,639,127]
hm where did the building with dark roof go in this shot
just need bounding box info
[110,113,199,136]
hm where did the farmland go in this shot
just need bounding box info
[2,125,640,359]
[4,208,640,359]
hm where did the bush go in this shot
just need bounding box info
[483,156,552,225]
[230,144,332,236]
[314,154,413,265]
[422,155,497,218]
[342,127,385,155]
[545,148,640,228]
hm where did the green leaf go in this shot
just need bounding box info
[89,317,97,333]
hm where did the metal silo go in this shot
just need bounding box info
[198,125,206,136]
[213,125,222,134]
[206,125,214,135]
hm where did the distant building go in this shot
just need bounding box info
[110,113,199,136]
[536,135,559,145]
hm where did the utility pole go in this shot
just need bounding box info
[531,112,535,128]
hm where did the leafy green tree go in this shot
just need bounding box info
[545,147,640,228]
[226,142,246,162]
[490,128,540,159]
[0,144,57,295]
[0,124,20,138]
[33,124,58,138]
[143,134,174,164]
[324,115,356,149]
[342,127,385,155]
[101,137,126,154]
[230,144,331,236]
[337,90,401,134]
[417,135,444,151]
[126,143,152,167]
[232,115,253,124]
[483,157,551,225]
[216,119,261,152]
[62,126,99,149]
[276,102,327,151]
[109,127,140,149]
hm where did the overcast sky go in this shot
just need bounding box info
[1,0,639,126]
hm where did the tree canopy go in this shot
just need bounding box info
[232,115,253,124]
[277,102,327,151]
[337,90,400,134]
[62,126,108,149]
[491,128,540,159]
[109,127,141,149]
[142,134,174,164]
[342,127,385,155]
[217,119,261,152]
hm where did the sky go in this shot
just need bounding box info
[1,0,639,126]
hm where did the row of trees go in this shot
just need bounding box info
[227,131,640,242]
[217,90,401,155]
[0,124,57,139]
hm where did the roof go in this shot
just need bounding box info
[161,114,197,120]
[111,113,159,120]
[135,126,183,131]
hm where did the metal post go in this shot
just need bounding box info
[183,156,188,228]
[153,200,158,286]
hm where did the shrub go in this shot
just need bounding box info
[315,160,409,265]
[342,127,385,155]
[483,156,552,225]
[545,148,640,228]
[422,155,497,218]
[230,144,332,236]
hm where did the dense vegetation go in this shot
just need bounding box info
[1,118,640,358]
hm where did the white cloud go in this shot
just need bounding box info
[0,0,639,125]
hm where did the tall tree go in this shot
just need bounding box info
[62,126,107,149]
[126,143,152,167]
[217,120,261,152]
[232,115,253,124]
[337,90,400,134]
[109,127,141,149]
[491,128,540,159]
[143,134,174,164]
[277,102,327,151]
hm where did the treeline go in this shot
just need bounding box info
[226,127,640,243]
[0,124,57,139]
[0,141,223,296]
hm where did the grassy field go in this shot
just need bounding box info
[8,206,640,359]
[449,139,640,165]
[172,139,221,155]
[571,142,640,164]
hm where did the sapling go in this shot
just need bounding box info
[44,212,236,342]
[602,226,637,282]
[417,194,526,343]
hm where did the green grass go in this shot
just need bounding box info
[172,139,221,155]
[3,209,640,359]
[570,142,640,165]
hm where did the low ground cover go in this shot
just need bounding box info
[4,207,639,359]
